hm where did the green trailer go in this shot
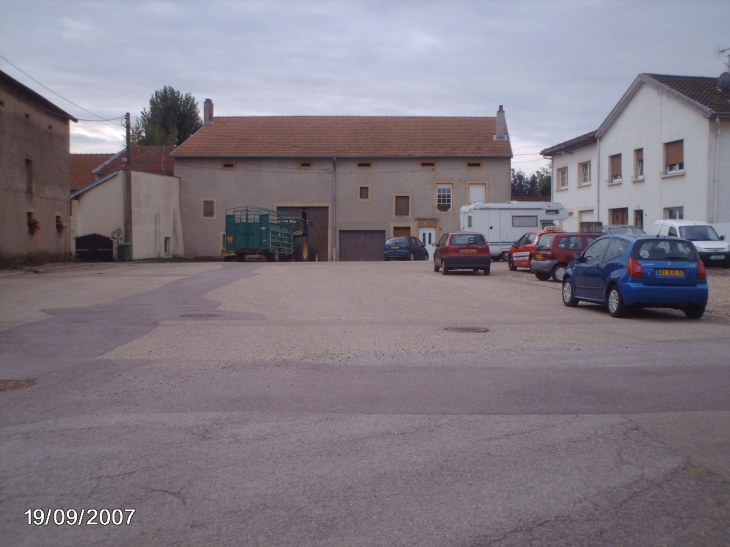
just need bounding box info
[224,206,315,261]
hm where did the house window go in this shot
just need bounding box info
[202,199,216,218]
[299,161,313,169]
[420,161,436,168]
[222,162,236,170]
[609,154,622,181]
[634,149,644,178]
[579,162,591,185]
[436,184,452,212]
[395,195,410,217]
[358,186,370,201]
[558,167,568,189]
[664,140,684,173]
[357,162,372,168]
[663,206,684,220]
[25,159,33,193]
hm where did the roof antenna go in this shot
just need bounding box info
[719,47,730,70]
[717,47,730,93]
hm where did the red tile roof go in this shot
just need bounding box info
[541,131,597,156]
[95,146,175,176]
[172,116,512,158]
[70,153,115,190]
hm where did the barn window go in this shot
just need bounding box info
[202,199,216,218]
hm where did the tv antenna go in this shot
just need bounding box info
[719,47,730,70]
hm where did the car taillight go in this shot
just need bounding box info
[628,257,642,278]
[698,260,706,280]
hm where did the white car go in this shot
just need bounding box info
[653,220,729,268]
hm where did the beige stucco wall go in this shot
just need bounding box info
[175,156,510,259]
[71,171,183,260]
[0,84,71,262]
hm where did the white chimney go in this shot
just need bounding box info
[495,105,507,140]
[204,99,214,125]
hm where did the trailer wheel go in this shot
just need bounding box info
[293,237,309,261]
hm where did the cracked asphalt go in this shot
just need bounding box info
[1,261,729,546]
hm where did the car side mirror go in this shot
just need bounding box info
[721,235,726,241]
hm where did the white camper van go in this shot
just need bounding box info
[460,202,569,260]
[653,219,730,268]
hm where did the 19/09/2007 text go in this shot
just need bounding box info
[25,509,135,526]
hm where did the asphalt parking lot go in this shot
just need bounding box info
[1,260,729,546]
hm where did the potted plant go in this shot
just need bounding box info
[437,204,450,212]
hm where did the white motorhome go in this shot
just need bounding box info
[460,202,569,260]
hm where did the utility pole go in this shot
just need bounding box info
[124,113,132,245]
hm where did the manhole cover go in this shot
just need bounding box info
[180,314,221,319]
[443,326,489,333]
[0,379,36,392]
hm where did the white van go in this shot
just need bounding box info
[460,202,569,260]
[653,220,730,268]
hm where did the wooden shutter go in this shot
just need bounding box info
[635,149,643,161]
[395,196,409,217]
[665,141,683,167]
[610,155,622,178]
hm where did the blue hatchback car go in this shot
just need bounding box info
[562,235,708,319]
[384,236,430,261]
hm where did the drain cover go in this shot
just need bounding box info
[0,379,36,392]
[444,326,489,333]
[180,314,221,319]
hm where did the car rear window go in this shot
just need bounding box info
[536,234,555,248]
[557,236,584,251]
[632,239,698,261]
[450,234,485,245]
[386,237,407,245]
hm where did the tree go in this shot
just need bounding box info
[132,86,203,146]
[535,167,552,198]
[511,167,552,199]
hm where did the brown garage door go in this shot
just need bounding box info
[339,230,386,261]
[277,206,329,261]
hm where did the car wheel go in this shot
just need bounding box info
[562,278,578,307]
[500,251,509,262]
[441,261,449,275]
[433,261,440,272]
[607,286,627,318]
[484,265,491,276]
[409,252,415,261]
[535,271,551,281]
[683,304,705,319]
[551,263,567,282]
[508,255,517,271]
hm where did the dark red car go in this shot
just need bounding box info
[531,232,603,281]
[434,231,491,275]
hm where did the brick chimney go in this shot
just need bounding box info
[204,99,214,125]
[495,105,507,140]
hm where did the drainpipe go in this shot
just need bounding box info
[332,157,337,261]
[596,137,601,225]
[714,116,721,222]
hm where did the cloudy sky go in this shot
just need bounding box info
[1,0,729,171]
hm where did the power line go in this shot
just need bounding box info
[0,54,124,125]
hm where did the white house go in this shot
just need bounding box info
[542,73,730,233]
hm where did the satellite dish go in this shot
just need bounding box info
[718,72,730,92]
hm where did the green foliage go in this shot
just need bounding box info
[132,86,202,146]
[511,167,552,198]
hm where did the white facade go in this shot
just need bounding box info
[544,74,730,232]
[71,171,184,259]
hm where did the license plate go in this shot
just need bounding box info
[390,246,400,249]
[460,248,477,253]
[657,269,684,277]
[710,255,724,260]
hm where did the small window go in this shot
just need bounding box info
[663,206,683,220]
[357,162,372,168]
[25,159,33,193]
[299,162,313,169]
[358,186,370,200]
[420,161,436,168]
[558,167,568,188]
[395,195,410,217]
[512,215,538,228]
[203,199,216,218]
[466,162,482,168]
[436,184,452,211]
[222,162,236,170]
[664,140,684,173]
[634,149,644,178]
[164,237,171,255]
[609,154,622,181]
[579,162,591,185]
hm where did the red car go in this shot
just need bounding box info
[434,231,491,275]
[531,232,603,281]
[507,227,565,272]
